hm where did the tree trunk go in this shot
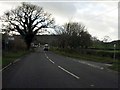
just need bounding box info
[26,42,31,50]
[24,34,34,50]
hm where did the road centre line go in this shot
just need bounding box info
[46,56,49,59]
[44,52,48,56]
[44,53,79,79]
[45,53,49,59]
[58,66,80,79]
[48,59,55,64]
[44,52,55,64]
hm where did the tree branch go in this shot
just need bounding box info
[33,25,47,35]
[31,19,45,30]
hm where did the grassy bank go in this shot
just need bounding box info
[50,47,119,72]
[2,50,30,68]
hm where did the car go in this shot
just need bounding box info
[34,44,38,48]
[43,44,49,51]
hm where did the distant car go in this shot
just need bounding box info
[34,44,38,48]
[44,44,49,51]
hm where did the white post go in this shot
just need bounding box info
[113,44,116,60]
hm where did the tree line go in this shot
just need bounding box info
[1,2,118,50]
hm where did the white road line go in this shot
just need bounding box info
[48,59,55,64]
[0,58,21,72]
[78,61,104,70]
[13,59,20,63]
[44,53,79,79]
[58,66,80,79]
[0,63,12,72]
[105,64,112,66]
[45,53,47,57]
[44,53,55,64]
[46,56,49,59]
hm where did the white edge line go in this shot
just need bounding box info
[78,61,104,70]
[13,59,20,63]
[0,63,12,72]
[58,66,80,79]
[0,58,21,72]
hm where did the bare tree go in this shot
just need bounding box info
[102,36,111,42]
[1,2,54,49]
[54,22,92,49]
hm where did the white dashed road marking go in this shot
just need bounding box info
[44,52,55,64]
[58,66,80,79]
[46,56,49,59]
[48,59,55,64]
[44,52,80,79]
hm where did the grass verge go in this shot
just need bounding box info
[50,47,119,72]
[2,50,30,68]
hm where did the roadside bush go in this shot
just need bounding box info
[14,41,26,50]
[13,37,27,51]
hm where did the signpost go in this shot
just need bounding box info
[113,44,116,60]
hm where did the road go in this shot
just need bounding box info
[2,47,118,88]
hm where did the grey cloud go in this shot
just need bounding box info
[33,2,77,18]
[0,1,118,41]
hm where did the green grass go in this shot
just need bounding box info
[95,50,120,53]
[109,61,120,72]
[2,50,30,68]
[50,47,119,72]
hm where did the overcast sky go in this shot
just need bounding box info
[0,0,119,41]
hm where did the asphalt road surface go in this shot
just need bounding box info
[2,47,118,88]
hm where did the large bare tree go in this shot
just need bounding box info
[54,22,92,49]
[1,2,54,49]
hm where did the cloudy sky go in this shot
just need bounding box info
[0,0,119,41]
